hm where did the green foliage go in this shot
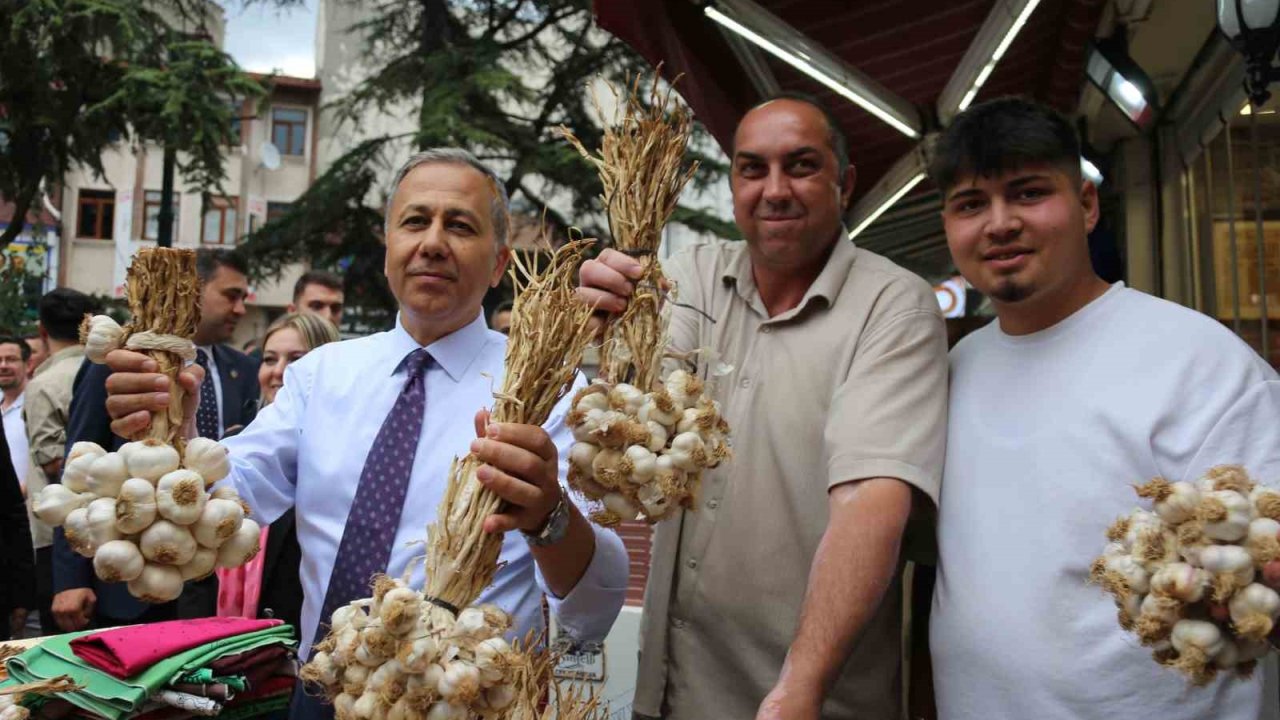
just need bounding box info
[0,0,264,244]
[239,0,732,326]
[0,232,55,336]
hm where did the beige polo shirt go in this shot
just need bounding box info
[23,345,86,549]
[633,236,948,720]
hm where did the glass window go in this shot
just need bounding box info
[271,108,308,156]
[201,196,239,245]
[76,190,115,240]
[142,191,181,240]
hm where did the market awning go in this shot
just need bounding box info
[594,0,1107,275]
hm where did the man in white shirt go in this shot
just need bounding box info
[103,148,628,718]
[929,97,1280,719]
[0,336,29,489]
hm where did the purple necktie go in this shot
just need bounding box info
[194,349,220,440]
[314,348,431,646]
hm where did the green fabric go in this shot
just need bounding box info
[217,693,291,720]
[1,625,295,720]
[173,667,248,692]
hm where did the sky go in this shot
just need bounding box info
[222,1,318,79]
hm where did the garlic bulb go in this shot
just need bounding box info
[115,478,159,534]
[63,507,96,556]
[86,452,130,497]
[1135,477,1200,525]
[192,498,244,548]
[637,391,680,426]
[155,469,207,525]
[397,634,441,673]
[1251,485,1280,521]
[664,369,703,409]
[61,452,98,493]
[32,483,84,525]
[86,497,124,547]
[180,546,218,581]
[484,683,517,711]
[602,491,640,521]
[637,481,673,519]
[1205,465,1254,494]
[591,448,626,489]
[333,693,356,719]
[332,602,371,633]
[1148,562,1208,603]
[216,517,261,568]
[568,441,599,473]
[128,563,184,603]
[1198,544,1256,602]
[182,437,230,485]
[83,314,125,364]
[352,689,383,719]
[1198,490,1251,542]
[1228,583,1280,641]
[624,445,657,484]
[436,661,481,704]
[608,383,645,414]
[1246,516,1280,564]
[451,607,489,640]
[574,388,609,413]
[121,439,181,482]
[1101,553,1151,595]
[93,539,145,583]
[1170,619,1224,684]
[425,701,467,720]
[1135,593,1182,645]
[473,637,511,683]
[645,420,669,453]
[67,440,107,464]
[378,587,422,635]
[667,432,707,472]
[342,662,370,696]
[140,519,198,565]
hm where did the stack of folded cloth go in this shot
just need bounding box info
[0,617,296,719]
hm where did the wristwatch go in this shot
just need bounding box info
[523,494,571,547]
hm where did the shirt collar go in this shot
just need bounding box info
[389,312,492,382]
[34,345,85,377]
[720,232,860,317]
[4,392,23,414]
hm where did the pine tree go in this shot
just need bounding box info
[0,0,264,245]
[238,0,733,326]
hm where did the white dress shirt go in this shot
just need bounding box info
[3,391,27,487]
[221,313,628,654]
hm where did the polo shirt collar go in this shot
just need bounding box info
[720,232,860,318]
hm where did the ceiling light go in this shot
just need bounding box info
[1081,158,1103,186]
[955,0,1042,113]
[704,3,921,138]
[848,172,926,239]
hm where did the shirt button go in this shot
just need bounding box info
[687,558,698,570]
[739,377,752,389]
[672,618,686,629]
[761,326,772,334]
[707,499,719,510]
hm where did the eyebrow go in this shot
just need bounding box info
[734,146,823,163]
[399,203,482,226]
[945,174,1055,202]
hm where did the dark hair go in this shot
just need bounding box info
[0,336,31,362]
[38,288,100,343]
[929,96,1082,195]
[489,299,513,325]
[196,247,249,283]
[741,91,850,180]
[292,269,343,302]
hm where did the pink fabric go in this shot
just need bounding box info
[215,526,269,618]
[70,616,282,678]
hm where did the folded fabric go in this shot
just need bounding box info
[208,644,291,676]
[3,624,295,720]
[154,688,221,716]
[71,617,282,679]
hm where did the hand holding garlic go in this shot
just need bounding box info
[1093,466,1280,684]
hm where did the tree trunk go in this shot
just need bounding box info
[0,183,38,247]
[416,0,454,152]
[157,146,176,248]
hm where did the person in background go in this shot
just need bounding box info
[25,336,47,380]
[53,248,259,631]
[489,299,513,335]
[217,312,340,633]
[23,288,100,636]
[0,425,33,640]
[287,269,345,329]
[0,336,30,491]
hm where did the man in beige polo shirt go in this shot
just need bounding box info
[579,94,948,720]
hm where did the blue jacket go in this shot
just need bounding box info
[53,345,259,621]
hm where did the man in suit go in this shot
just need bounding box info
[52,247,259,631]
[0,424,33,640]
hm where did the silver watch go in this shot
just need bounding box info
[523,495,571,547]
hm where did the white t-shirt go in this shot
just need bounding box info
[3,391,27,487]
[933,283,1280,719]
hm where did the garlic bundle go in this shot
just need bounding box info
[565,369,731,526]
[1093,466,1280,684]
[29,437,258,601]
[301,574,538,720]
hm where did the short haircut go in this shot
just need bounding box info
[384,148,510,246]
[261,312,341,354]
[929,96,1082,195]
[292,269,343,303]
[196,247,249,283]
[38,288,100,343]
[0,336,31,362]
[741,91,851,179]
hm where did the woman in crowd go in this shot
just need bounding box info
[216,313,340,629]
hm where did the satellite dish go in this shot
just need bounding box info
[259,141,281,171]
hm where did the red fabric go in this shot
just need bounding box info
[70,617,282,679]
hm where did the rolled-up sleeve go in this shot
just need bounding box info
[24,382,66,468]
[824,284,948,506]
[533,374,628,646]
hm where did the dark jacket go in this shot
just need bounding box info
[0,424,35,621]
[54,345,259,621]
